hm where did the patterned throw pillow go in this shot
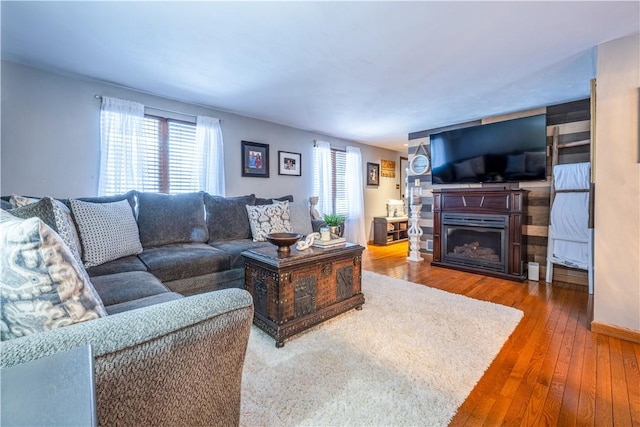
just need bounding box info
[70,199,143,267]
[9,196,84,266]
[9,194,39,208]
[246,201,293,242]
[10,194,83,259]
[0,211,107,341]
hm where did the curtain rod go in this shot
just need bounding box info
[313,139,345,152]
[94,94,221,122]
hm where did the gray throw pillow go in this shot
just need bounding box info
[255,195,294,205]
[137,192,208,247]
[276,200,313,236]
[205,194,256,241]
[70,199,143,267]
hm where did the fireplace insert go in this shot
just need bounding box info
[442,213,508,273]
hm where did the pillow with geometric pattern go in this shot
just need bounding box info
[69,199,143,267]
[246,201,293,242]
[0,211,107,341]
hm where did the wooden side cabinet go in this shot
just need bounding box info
[373,217,409,245]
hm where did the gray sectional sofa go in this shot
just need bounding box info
[2,190,320,313]
[0,190,320,426]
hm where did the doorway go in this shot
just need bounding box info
[399,157,408,201]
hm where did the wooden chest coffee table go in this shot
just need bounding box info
[242,242,365,347]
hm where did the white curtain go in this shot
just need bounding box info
[98,96,145,195]
[314,140,333,217]
[345,146,367,247]
[196,116,225,196]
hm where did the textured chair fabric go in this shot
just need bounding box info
[0,289,254,427]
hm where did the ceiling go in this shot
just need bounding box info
[2,1,638,151]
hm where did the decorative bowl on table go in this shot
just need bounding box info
[266,232,302,254]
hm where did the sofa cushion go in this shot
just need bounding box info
[137,192,208,247]
[72,190,137,215]
[138,243,230,283]
[255,195,293,205]
[209,239,271,269]
[70,199,143,267]
[205,194,256,241]
[278,200,313,236]
[90,271,172,307]
[0,211,106,341]
[105,292,184,315]
[86,255,148,277]
[246,201,292,242]
[9,196,84,266]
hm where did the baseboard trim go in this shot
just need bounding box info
[591,321,640,344]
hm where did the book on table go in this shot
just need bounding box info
[312,237,346,248]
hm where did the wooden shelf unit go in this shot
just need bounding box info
[373,217,409,245]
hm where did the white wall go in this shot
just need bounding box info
[594,33,640,332]
[1,61,404,241]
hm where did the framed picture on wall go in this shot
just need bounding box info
[367,162,380,186]
[278,151,301,176]
[241,141,269,178]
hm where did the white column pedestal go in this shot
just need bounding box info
[406,204,424,262]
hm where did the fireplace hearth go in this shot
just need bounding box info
[432,188,527,281]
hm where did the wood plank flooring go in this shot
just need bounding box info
[361,243,640,426]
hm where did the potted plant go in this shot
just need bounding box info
[323,213,345,237]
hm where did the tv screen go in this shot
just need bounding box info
[430,114,547,184]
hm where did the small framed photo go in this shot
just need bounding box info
[241,141,269,178]
[367,162,380,186]
[278,151,301,176]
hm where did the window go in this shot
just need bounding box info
[100,113,201,195]
[99,96,225,196]
[141,115,202,194]
[313,147,349,217]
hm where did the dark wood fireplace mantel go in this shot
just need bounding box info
[432,188,527,281]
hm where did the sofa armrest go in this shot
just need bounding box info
[1,289,254,426]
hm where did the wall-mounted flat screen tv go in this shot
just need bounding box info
[430,114,547,184]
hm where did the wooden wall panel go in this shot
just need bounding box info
[408,98,591,289]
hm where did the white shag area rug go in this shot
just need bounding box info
[240,270,523,427]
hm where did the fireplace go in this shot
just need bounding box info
[432,188,527,281]
[442,213,508,273]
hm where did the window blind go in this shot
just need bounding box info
[313,147,348,218]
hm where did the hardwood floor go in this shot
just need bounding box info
[362,243,640,426]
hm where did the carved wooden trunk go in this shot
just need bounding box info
[242,243,365,347]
